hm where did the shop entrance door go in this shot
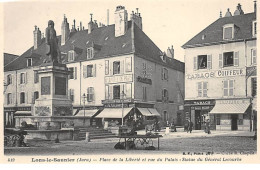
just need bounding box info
[231,114,238,131]
[195,110,201,130]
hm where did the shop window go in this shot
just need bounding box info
[223,80,234,96]
[20,92,25,104]
[197,82,208,97]
[252,78,257,97]
[113,61,120,75]
[143,86,147,101]
[7,93,12,105]
[251,49,257,65]
[69,89,74,102]
[113,85,120,99]
[7,74,12,85]
[87,87,94,102]
[162,89,169,102]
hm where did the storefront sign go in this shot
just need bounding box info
[185,99,215,106]
[186,68,245,80]
[246,66,257,77]
[17,107,31,111]
[217,99,250,104]
[137,76,152,85]
[105,74,133,84]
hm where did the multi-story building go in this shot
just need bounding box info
[4,6,185,128]
[182,3,257,131]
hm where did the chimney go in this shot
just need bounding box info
[254,1,257,13]
[234,3,244,16]
[130,8,142,30]
[88,13,94,34]
[80,21,82,31]
[224,8,232,17]
[61,14,70,45]
[107,9,109,26]
[71,19,77,32]
[114,5,128,37]
[166,45,174,59]
[33,25,41,50]
[220,11,222,18]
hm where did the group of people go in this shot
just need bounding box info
[184,119,211,134]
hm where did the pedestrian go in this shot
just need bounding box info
[189,121,193,133]
[205,120,211,134]
[185,120,189,133]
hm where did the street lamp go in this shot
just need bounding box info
[121,90,126,126]
[82,93,87,125]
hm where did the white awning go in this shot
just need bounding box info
[209,103,250,114]
[75,109,98,117]
[137,108,152,116]
[95,108,133,118]
[14,111,32,116]
[148,108,161,117]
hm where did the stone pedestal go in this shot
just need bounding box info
[33,62,72,129]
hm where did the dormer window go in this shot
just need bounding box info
[160,55,166,62]
[87,48,94,59]
[252,21,257,37]
[27,58,32,67]
[68,50,75,62]
[223,24,234,40]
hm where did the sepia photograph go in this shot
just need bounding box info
[0,0,258,164]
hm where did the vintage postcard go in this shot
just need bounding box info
[0,0,259,164]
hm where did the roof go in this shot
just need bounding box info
[182,12,256,49]
[4,53,19,66]
[4,20,184,72]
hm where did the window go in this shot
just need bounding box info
[87,48,93,59]
[68,51,75,61]
[125,57,132,72]
[216,115,220,125]
[20,73,26,84]
[198,55,207,69]
[223,25,234,39]
[7,93,12,105]
[161,68,168,80]
[223,80,234,96]
[162,89,169,102]
[125,83,132,98]
[253,21,257,37]
[143,86,147,101]
[69,89,74,102]
[198,82,208,97]
[87,65,94,77]
[252,78,257,97]
[68,67,74,79]
[251,49,257,65]
[34,71,39,83]
[33,91,39,104]
[142,62,147,76]
[7,74,12,85]
[222,51,239,67]
[113,61,120,75]
[27,58,32,67]
[87,87,94,102]
[163,111,168,122]
[194,55,212,70]
[113,85,120,99]
[20,92,25,104]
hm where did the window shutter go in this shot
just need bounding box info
[229,80,234,96]
[105,60,109,75]
[87,87,90,101]
[120,60,124,74]
[91,87,94,101]
[31,92,35,104]
[219,54,223,68]
[193,56,197,70]
[203,82,208,97]
[234,51,239,66]
[223,80,228,96]
[25,73,27,84]
[252,49,257,64]
[83,65,87,78]
[162,89,164,101]
[93,64,96,77]
[105,85,109,99]
[13,93,15,105]
[120,84,124,99]
[5,94,7,105]
[198,82,202,97]
[18,73,21,84]
[109,86,113,100]
[74,67,77,79]
[207,55,212,69]
[26,92,28,104]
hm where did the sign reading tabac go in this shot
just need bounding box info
[186,68,245,80]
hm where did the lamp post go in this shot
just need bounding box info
[82,93,87,125]
[121,90,126,126]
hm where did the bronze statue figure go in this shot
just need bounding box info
[45,20,60,63]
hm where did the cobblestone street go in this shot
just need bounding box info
[4,130,257,156]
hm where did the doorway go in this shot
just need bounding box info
[195,110,201,130]
[231,114,238,130]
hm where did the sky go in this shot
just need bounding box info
[2,0,255,62]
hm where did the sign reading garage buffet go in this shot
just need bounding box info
[186,68,245,80]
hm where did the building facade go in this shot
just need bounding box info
[4,6,185,128]
[182,3,257,131]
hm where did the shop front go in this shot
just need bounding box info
[209,98,251,131]
[184,99,215,130]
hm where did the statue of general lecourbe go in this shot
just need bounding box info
[45,20,61,64]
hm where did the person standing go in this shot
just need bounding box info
[189,121,193,133]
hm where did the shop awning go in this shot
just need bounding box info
[148,108,161,117]
[14,111,32,116]
[75,109,99,117]
[95,108,133,119]
[72,109,78,116]
[209,103,250,114]
[137,108,161,117]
